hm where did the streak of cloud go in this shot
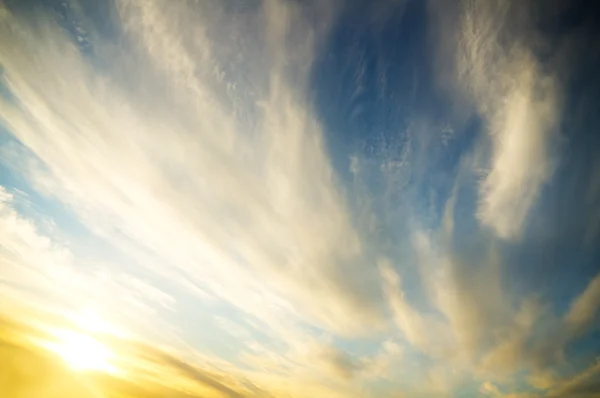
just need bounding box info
[456,0,561,239]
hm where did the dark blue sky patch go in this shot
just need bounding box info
[309,0,476,239]
[309,0,434,178]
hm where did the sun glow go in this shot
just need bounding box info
[45,329,118,374]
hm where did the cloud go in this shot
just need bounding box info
[0,2,392,396]
[564,273,600,338]
[379,258,431,352]
[0,184,181,346]
[144,350,249,398]
[410,232,511,360]
[379,226,567,393]
[0,185,89,304]
[480,380,542,398]
[456,0,561,239]
[501,394,540,398]
[314,345,366,380]
[476,272,600,392]
[0,0,383,340]
[522,271,600,374]
[528,370,557,391]
[480,381,501,396]
[546,359,600,398]
[479,299,542,375]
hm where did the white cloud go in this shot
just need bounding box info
[0,0,382,340]
[0,185,177,343]
[456,0,561,239]
[379,258,431,351]
[0,7,392,398]
[381,234,506,367]
[413,232,511,359]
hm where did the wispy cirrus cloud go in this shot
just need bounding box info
[0,1,385,395]
[456,0,561,240]
[0,0,382,337]
[564,273,600,338]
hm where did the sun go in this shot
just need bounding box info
[45,329,117,374]
[36,309,125,374]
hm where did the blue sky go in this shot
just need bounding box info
[1,0,600,397]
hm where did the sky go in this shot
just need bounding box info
[1,0,600,397]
